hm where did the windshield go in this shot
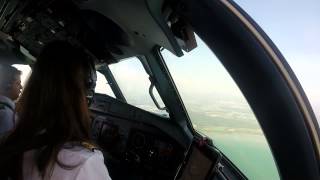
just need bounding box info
[109,57,169,117]
[12,64,32,86]
[160,36,279,179]
[95,71,115,98]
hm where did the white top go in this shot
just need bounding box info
[23,145,112,180]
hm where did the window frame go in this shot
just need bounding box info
[106,56,169,117]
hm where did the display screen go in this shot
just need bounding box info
[177,141,221,180]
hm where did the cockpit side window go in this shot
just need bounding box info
[95,71,115,98]
[109,57,169,117]
[12,64,32,87]
[159,36,280,179]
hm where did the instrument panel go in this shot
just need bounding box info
[91,114,184,180]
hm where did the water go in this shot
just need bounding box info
[196,126,280,180]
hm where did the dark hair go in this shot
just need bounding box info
[0,65,21,93]
[0,41,95,179]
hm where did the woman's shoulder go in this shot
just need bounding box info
[58,142,103,164]
[24,142,104,169]
[58,143,111,180]
[23,142,111,180]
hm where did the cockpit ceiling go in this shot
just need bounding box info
[0,0,187,64]
[75,0,183,57]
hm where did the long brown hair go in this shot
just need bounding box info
[0,41,95,179]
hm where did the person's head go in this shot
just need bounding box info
[0,41,97,179]
[0,65,22,100]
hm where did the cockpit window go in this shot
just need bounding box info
[160,36,279,179]
[95,71,115,98]
[109,57,169,117]
[12,64,32,86]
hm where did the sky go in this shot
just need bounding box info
[233,0,320,120]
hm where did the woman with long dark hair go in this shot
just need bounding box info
[0,41,111,180]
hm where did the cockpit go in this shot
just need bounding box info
[1,0,320,180]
